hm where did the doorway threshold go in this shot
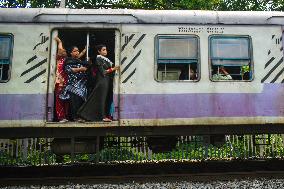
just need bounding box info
[45,121,119,127]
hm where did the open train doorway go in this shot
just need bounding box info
[48,29,119,123]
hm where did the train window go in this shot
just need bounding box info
[0,35,13,82]
[209,36,252,81]
[156,35,199,81]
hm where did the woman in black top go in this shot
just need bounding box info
[78,44,119,122]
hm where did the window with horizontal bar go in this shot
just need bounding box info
[156,35,199,81]
[0,35,13,82]
[210,36,252,81]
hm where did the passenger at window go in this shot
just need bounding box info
[179,66,197,80]
[190,69,197,80]
[78,44,119,122]
[61,46,88,122]
[212,66,232,80]
[54,37,69,123]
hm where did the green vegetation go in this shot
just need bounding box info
[1,0,284,11]
[1,135,284,166]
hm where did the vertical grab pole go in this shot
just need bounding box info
[86,32,90,61]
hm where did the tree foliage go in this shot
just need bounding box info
[269,0,284,11]
[0,0,284,11]
[218,0,269,11]
[29,0,58,8]
[66,0,116,9]
[0,0,28,7]
[115,0,221,10]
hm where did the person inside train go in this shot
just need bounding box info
[59,46,88,122]
[78,44,119,122]
[212,66,232,80]
[54,37,69,123]
[179,65,197,80]
[55,37,88,123]
[85,55,98,96]
[189,68,197,80]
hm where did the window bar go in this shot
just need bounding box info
[0,64,3,80]
[241,66,244,80]
[189,64,191,81]
[164,64,167,80]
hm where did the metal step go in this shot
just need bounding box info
[45,121,119,127]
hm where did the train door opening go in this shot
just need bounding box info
[48,29,118,123]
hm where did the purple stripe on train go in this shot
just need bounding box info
[119,84,284,119]
[0,94,46,120]
[1,84,284,120]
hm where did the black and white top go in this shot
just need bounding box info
[96,55,114,77]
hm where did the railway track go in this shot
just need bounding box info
[1,159,284,186]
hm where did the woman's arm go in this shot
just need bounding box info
[97,58,120,76]
[65,58,87,73]
[78,47,87,59]
[65,64,87,73]
[54,37,64,51]
[71,67,87,73]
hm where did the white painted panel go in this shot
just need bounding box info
[120,24,282,95]
[0,24,51,94]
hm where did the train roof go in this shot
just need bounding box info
[1,8,284,25]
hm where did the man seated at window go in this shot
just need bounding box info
[212,66,232,80]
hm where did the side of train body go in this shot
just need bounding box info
[1,9,284,128]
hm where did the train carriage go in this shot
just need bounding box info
[1,8,284,129]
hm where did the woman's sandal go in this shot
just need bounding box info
[103,118,112,122]
[75,118,85,123]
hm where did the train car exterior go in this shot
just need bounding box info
[0,9,284,128]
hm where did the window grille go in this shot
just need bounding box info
[209,36,253,81]
[0,35,13,82]
[156,35,199,81]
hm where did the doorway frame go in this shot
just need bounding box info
[46,28,121,123]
